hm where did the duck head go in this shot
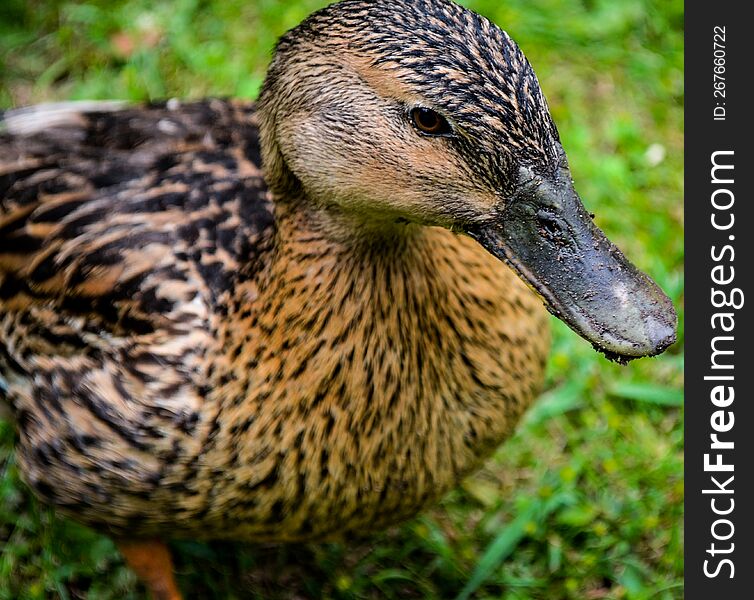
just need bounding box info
[257,0,677,363]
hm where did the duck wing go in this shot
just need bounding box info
[0,99,273,328]
[0,100,274,472]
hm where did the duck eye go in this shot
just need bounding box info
[410,107,452,136]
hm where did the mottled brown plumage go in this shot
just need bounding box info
[0,0,676,598]
[0,93,547,538]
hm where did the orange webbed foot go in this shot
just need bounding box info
[117,539,183,600]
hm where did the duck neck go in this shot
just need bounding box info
[228,191,545,424]
[206,192,549,532]
[221,191,467,411]
[272,194,424,259]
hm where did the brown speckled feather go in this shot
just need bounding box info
[0,98,549,539]
[0,100,278,531]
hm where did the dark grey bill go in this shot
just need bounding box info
[468,150,677,364]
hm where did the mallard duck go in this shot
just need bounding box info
[0,0,676,598]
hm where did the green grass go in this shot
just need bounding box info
[0,0,683,598]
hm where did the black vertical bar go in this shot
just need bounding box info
[685,2,753,598]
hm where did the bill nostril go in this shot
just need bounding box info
[536,210,562,239]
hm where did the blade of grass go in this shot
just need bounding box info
[455,493,568,600]
[609,382,683,407]
[520,380,585,429]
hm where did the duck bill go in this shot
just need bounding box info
[468,162,677,363]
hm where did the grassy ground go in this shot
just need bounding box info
[0,0,683,598]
